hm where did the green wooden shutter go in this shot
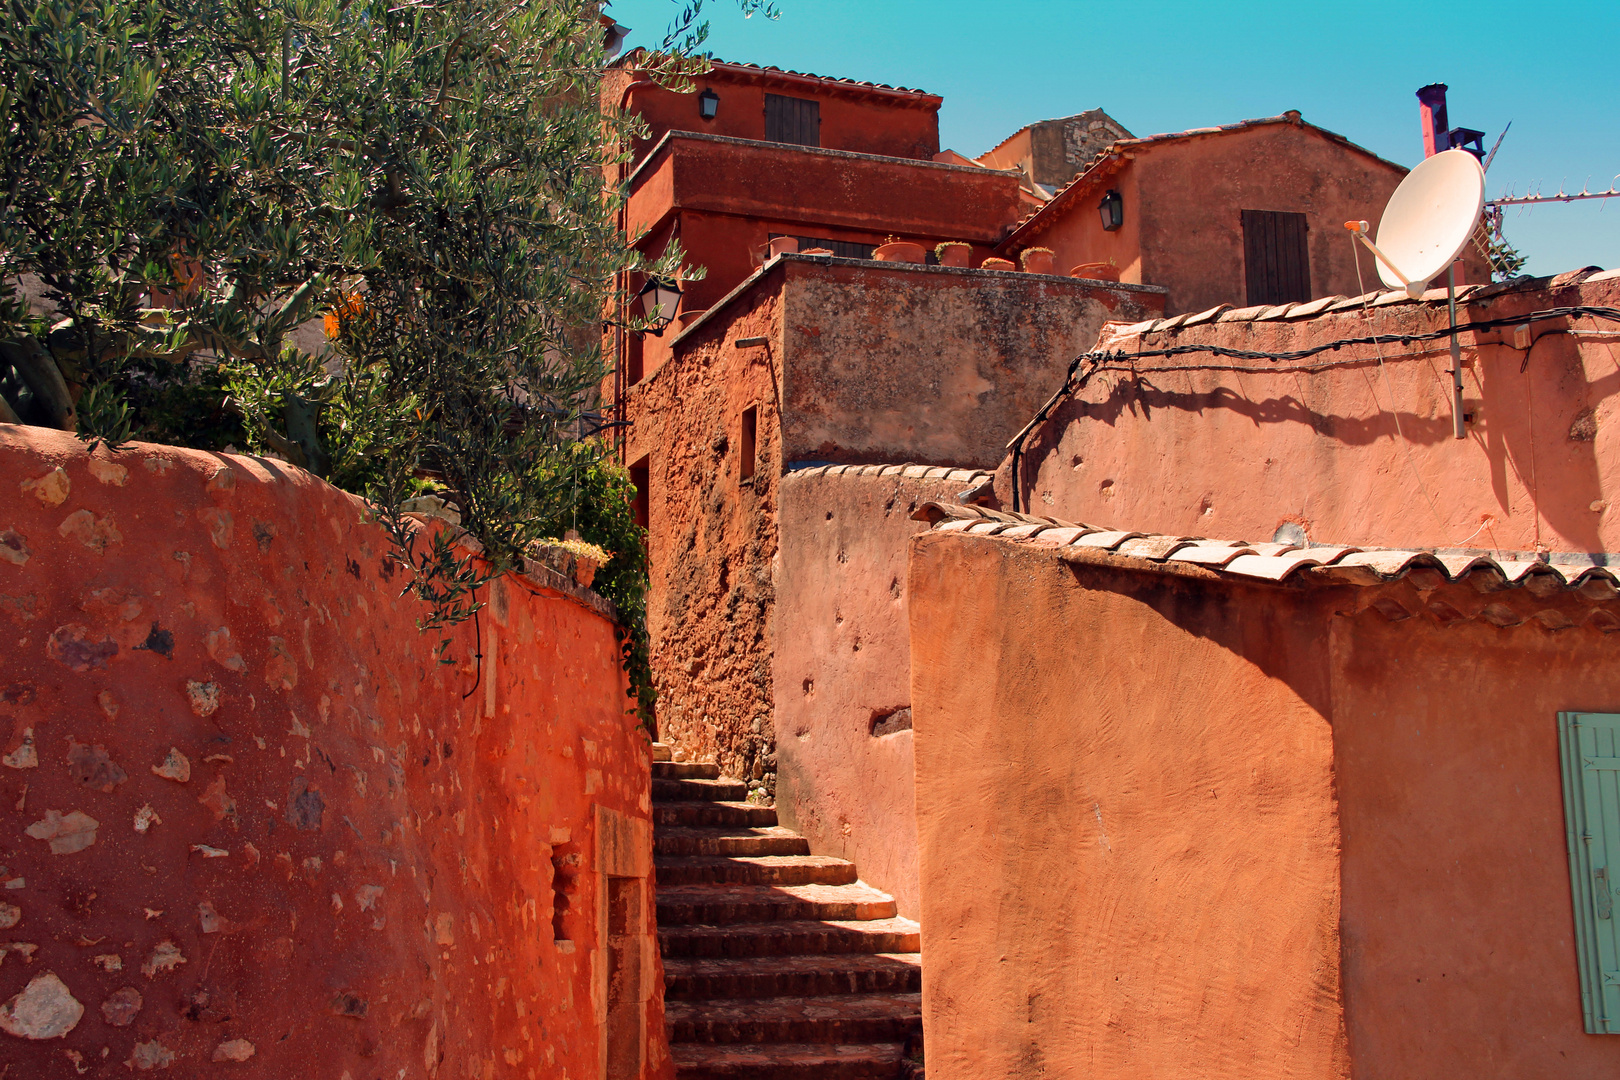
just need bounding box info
[1559,711,1620,1033]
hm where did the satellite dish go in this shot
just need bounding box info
[1371,148,1485,295]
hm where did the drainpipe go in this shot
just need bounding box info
[613,77,654,462]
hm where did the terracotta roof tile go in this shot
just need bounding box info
[909,502,1620,629]
[1284,296,1346,318]
[1372,289,1414,307]
[1254,303,1298,321]
[1218,305,1271,323]
[1181,304,1232,327]
[1587,268,1620,283]
[706,58,937,100]
[1327,292,1379,313]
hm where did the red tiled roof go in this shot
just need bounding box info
[1001,112,1408,249]
[612,49,939,104]
[912,502,1620,631]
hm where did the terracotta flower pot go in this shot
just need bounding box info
[980,257,1016,272]
[1020,249,1057,275]
[768,236,799,259]
[1070,262,1121,282]
[873,241,925,264]
[937,243,972,268]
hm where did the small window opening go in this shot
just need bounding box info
[765,93,820,147]
[740,407,758,483]
[629,456,650,529]
[550,842,580,944]
[1241,209,1311,306]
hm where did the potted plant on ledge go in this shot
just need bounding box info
[874,235,925,264]
[935,241,972,268]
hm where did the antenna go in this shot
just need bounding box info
[1344,148,1486,441]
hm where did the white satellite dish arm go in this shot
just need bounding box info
[1344,220,1416,291]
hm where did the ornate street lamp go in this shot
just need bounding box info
[698,87,720,120]
[637,278,682,335]
[1098,189,1124,231]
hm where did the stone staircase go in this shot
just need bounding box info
[653,758,922,1079]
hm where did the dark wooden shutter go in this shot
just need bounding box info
[1242,210,1311,305]
[765,94,820,147]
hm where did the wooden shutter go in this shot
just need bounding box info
[765,94,820,147]
[1560,710,1620,1034]
[1241,209,1311,306]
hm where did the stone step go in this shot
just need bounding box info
[667,992,921,1046]
[660,918,921,960]
[672,1042,906,1080]
[664,953,922,1001]
[654,777,749,802]
[655,826,810,858]
[655,801,779,829]
[655,855,859,888]
[652,742,674,763]
[654,761,722,781]
[657,882,898,926]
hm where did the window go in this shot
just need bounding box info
[765,93,819,147]
[740,407,757,484]
[629,456,649,529]
[1559,710,1620,1034]
[1241,209,1311,306]
[768,233,877,261]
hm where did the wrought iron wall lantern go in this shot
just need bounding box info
[637,278,682,335]
[1099,189,1124,231]
[698,87,720,120]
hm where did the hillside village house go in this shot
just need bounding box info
[589,52,1620,1080]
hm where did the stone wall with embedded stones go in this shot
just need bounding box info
[0,425,668,1080]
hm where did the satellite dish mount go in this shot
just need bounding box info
[1345,148,1486,439]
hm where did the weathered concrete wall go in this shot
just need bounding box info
[778,257,1165,469]
[623,286,783,785]
[0,426,667,1080]
[1009,270,1620,554]
[773,467,989,918]
[1333,611,1620,1077]
[907,531,1347,1080]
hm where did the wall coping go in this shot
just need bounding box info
[668,252,1169,353]
[625,129,1019,191]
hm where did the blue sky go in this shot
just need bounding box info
[606,0,1620,277]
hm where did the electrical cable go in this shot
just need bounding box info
[1007,304,1620,513]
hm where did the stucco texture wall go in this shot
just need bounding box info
[625,286,783,785]
[772,468,984,918]
[1011,271,1620,554]
[778,258,1164,470]
[1333,611,1620,1078]
[907,531,1347,1080]
[908,522,1620,1080]
[0,426,666,1080]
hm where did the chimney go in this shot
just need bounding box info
[1416,83,1449,159]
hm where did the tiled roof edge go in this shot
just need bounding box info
[912,502,1620,629]
[788,462,993,484]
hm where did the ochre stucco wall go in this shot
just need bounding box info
[1333,611,1620,1078]
[0,427,666,1079]
[778,258,1164,470]
[1011,272,1620,554]
[907,531,1347,1080]
[773,469,982,918]
[623,286,783,785]
[1008,122,1446,315]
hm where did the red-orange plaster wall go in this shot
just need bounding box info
[1010,123,1451,314]
[0,426,667,1080]
[907,532,1347,1080]
[1010,273,1620,554]
[772,470,978,918]
[1332,612,1620,1078]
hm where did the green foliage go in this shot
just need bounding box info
[533,439,654,729]
[0,0,773,721]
